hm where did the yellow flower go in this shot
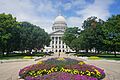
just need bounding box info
[60,67,65,72]
[64,69,71,73]
[57,58,65,61]
[78,61,85,65]
[80,71,84,74]
[37,71,41,75]
[73,70,79,74]
[43,69,47,71]
[37,61,43,64]
[91,72,95,74]
[50,67,55,72]
[47,70,52,74]
[94,69,101,76]
[86,70,91,76]
[29,72,33,75]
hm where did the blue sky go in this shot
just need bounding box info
[0,0,120,33]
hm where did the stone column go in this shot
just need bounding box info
[51,37,54,52]
[64,43,66,52]
[50,38,52,51]
[54,37,55,52]
[61,40,63,52]
[59,37,61,51]
[58,37,59,52]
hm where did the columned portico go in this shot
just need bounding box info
[51,36,67,53]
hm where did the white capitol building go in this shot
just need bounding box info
[44,15,73,53]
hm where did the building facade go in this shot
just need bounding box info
[44,15,72,53]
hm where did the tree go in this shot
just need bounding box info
[102,15,120,57]
[19,22,51,52]
[0,13,51,55]
[82,16,98,29]
[79,29,93,52]
[62,27,80,52]
[82,16,104,53]
[70,38,81,53]
[0,13,20,55]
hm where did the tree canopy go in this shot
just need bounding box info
[102,15,120,56]
[0,13,20,54]
[0,13,51,55]
[62,27,80,52]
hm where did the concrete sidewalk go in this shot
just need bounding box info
[0,60,36,80]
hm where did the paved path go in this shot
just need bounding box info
[0,53,119,80]
[0,60,36,80]
[86,60,120,80]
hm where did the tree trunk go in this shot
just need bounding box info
[113,44,117,57]
[6,47,10,55]
[76,49,79,54]
[95,49,97,54]
[2,49,5,56]
[114,51,117,57]
[98,50,100,54]
[86,49,88,53]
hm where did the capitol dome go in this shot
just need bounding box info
[52,15,67,32]
[54,15,66,23]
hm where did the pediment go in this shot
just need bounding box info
[49,30,64,35]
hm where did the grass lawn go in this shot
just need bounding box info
[0,53,46,60]
[98,54,120,60]
[75,53,120,61]
[0,56,25,60]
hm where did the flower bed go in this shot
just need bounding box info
[19,58,105,80]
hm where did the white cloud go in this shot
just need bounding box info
[63,0,88,11]
[37,0,56,14]
[64,3,72,10]
[76,0,114,20]
[72,0,87,6]
[0,0,57,33]
[67,17,83,28]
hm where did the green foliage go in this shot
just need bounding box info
[81,16,105,52]
[102,15,120,57]
[62,27,80,52]
[19,22,51,51]
[82,16,104,29]
[44,58,79,67]
[0,13,50,55]
[0,13,20,54]
[63,16,105,53]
